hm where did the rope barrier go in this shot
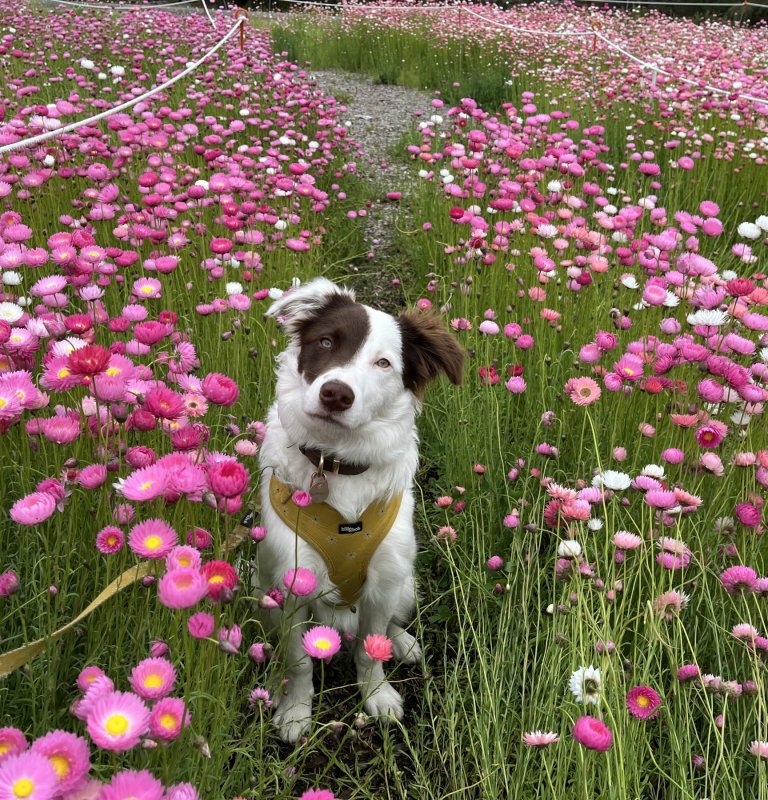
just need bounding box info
[200,0,216,26]
[0,19,243,156]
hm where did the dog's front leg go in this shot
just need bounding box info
[354,601,404,723]
[273,598,314,743]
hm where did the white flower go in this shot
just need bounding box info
[558,540,582,558]
[1,271,22,286]
[274,220,287,231]
[0,301,23,323]
[110,65,125,77]
[737,222,762,240]
[547,180,562,193]
[43,154,55,167]
[569,666,602,705]
[641,464,665,479]
[756,215,768,232]
[760,347,768,364]
[663,292,680,308]
[537,224,558,239]
[620,274,639,289]
[731,409,753,426]
[268,288,284,300]
[587,518,603,531]
[225,282,243,296]
[79,58,94,70]
[592,470,631,491]
[687,309,729,327]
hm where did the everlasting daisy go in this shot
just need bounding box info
[569,666,602,705]
[626,686,662,720]
[128,519,178,559]
[572,716,612,751]
[86,691,149,752]
[148,698,189,742]
[592,471,631,491]
[363,634,393,662]
[129,658,176,702]
[749,741,768,759]
[115,466,170,503]
[282,568,318,597]
[0,751,57,800]
[29,730,90,795]
[652,590,689,620]
[0,728,27,763]
[720,565,757,595]
[166,546,201,572]
[157,569,208,610]
[302,626,342,661]
[9,492,57,526]
[565,376,601,406]
[95,525,125,556]
[201,561,238,601]
[99,769,163,800]
[613,531,642,550]
[522,730,560,747]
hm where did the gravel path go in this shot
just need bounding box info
[306,70,432,307]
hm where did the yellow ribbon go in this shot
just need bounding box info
[0,521,255,678]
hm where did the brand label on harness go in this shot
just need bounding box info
[339,521,363,535]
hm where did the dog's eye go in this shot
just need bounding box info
[319,337,333,349]
[375,358,391,369]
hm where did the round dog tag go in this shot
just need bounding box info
[309,472,329,503]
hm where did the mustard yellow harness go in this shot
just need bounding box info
[269,475,403,607]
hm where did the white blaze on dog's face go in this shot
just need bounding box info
[266,278,464,439]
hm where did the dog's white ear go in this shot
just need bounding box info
[265,278,355,334]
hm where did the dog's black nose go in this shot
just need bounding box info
[319,380,355,412]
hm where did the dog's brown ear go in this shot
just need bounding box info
[398,310,465,398]
[265,278,355,336]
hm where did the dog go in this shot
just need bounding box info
[257,277,464,743]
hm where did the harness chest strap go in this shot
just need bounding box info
[269,475,403,607]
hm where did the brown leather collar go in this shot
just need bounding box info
[299,445,370,476]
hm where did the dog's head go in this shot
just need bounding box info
[266,278,464,440]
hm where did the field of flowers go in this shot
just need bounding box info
[1,0,768,798]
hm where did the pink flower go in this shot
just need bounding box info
[10,492,57,526]
[299,791,335,800]
[0,727,27,762]
[143,387,184,420]
[720,565,757,595]
[677,664,700,683]
[158,569,209,610]
[100,769,163,800]
[217,625,242,655]
[149,698,189,741]
[645,490,678,509]
[626,686,662,720]
[572,716,612,751]
[30,730,91,794]
[77,464,107,490]
[661,448,685,464]
[0,571,20,598]
[96,526,125,555]
[201,561,238,601]
[128,519,178,559]
[486,555,504,571]
[187,612,215,640]
[116,466,170,502]
[291,490,312,508]
[0,752,57,800]
[302,625,341,661]
[207,460,249,498]
[86,691,150,752]
[614,353,644,381]
[363,634,393,662]
[505,376,527,394]
[734,502,761,528]
[695,421,727,449]
[522,731,560,747]
[282,567,318,597]
[201,373,239,406]
[565,376,601,406]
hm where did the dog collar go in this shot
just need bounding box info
[299,445,370,476]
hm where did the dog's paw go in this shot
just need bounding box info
[364,681,404,722]
[273,692,313,744]
[391,630,422,664]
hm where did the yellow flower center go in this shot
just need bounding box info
[57,368,71,379]
[160,714,177,730]
[12,778,34,798]
[178,556,190,567]
[637,695,650,707]
[208,575,224,584]
[140,286,154,295]
[105,713,129,736]
[314,638,330,651]
[50,755,70,778]
[144,674,162,689]
[107,535,118,547]
[139,481,154,492]
[144,535,162,550]
[105,367,120,377]
[0,398,6,409]
[0,743,10,755]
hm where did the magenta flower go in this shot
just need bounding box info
[720,565,758,595]
[0,727,27,763]
[201,373,239,406]
[299,791,335,800]
[734,502,761,528]
[282,567,318,597]
[129,658,176,701]
[149,698,190,741]
[626,686,662,720]
[116,465,170,502]
[187,612,215,640]
[207,460,249,498]
[572,716,612,751]
[302,625,341,661]
[29,730,91,794]
[95,526,124,555]
[695,421,727,449]
[100,769,163,800]
[0,751,57,800]
[157,568,208,610]
[9,492,57,526]
[128,519,178,559]
[86,691,150,752]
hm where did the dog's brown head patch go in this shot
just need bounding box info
[296,294,370,383]
[397,310,465,397]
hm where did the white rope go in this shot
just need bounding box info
[0,20,243,156]
[576,0,757,6]
[594,32,768,106]
[46,0,200,9]
[200,0,216,26]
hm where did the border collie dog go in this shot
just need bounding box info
[258,278,464,743]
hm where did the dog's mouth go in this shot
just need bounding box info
[307,412,347,427]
